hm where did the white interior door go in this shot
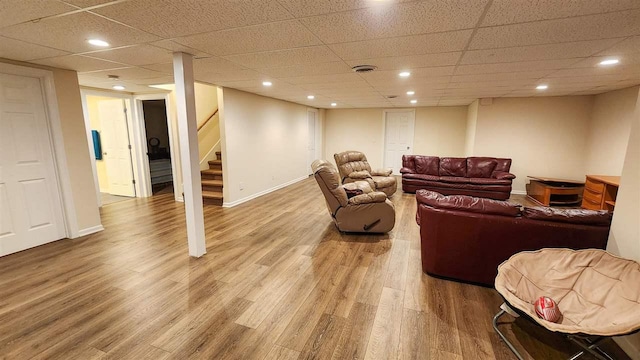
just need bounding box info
[308,111,316,175]
[384,110,415,174]
[0,73,66,256]
[98,99,135,197]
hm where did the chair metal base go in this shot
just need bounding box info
[493,304,615,360]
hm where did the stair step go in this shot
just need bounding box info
[202,191,223,200]
[208,160,222,166]
[201,169,222,176]
[201,179,223,187]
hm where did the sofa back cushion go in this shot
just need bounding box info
[523,207,611,226]
[415,156,440,175]
[416,190,521,217]
[467,157,498,178]
[402,155,416,172]
[439,157,467,177]
[494,158,512,173]
[334,151,372,180]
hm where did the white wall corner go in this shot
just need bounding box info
[75,224,105,238]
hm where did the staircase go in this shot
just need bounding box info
[201,151,223,205]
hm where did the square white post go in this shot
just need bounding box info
[173,52,206,257]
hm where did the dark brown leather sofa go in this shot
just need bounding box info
[416,190,611,286]
[401,155,515,200]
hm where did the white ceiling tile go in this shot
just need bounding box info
[450,70,550,83]
[134,76,176,85]
[0,12,160,53]
[175,20,322,56]
[223,46,341,69]
[482,0,640,26]
[195,69,263,84]
[282,73,367,85]
[329,31,472,60]
[193,57,249,74]
[460,39,621,64]
[84,45,174,66]
[276,0,414,17]
[300,0,487,43]
[0,36,69,61]
[141,63,174,74]
[471,10,640,50]
[0,0,76,29]
[259,61,352,78]
[596,36,640,56]
[362,67,455,82]
[455,59,581,75]
[345,52,462,70]
[538,74,636,84]
[92,0,292,38]
[149,39,212,58]
[545,65,640,79]
[32,54,126,72]
[79,66,167,80]
[62,0,114,7]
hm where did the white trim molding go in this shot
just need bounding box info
[223,175,307,208]
[510,190,526,195]
[76,225,105,238]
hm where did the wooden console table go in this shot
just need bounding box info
[526,176,585,206]
[581,175,620,211]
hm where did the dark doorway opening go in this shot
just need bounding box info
[142,99,173,195]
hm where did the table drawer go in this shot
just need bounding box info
[585,179,604,193]
[582,197,602,210]
[583,188,603,205]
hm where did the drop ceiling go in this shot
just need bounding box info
[1,0,639,108]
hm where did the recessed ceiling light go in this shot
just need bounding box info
[536,84,548,90]
[406,90,415,95]
[262,81,272,86]
[331,103,337,107]
[599,58,620,66]
[112,85,126,91]
[87,39,109,47]
[307,95,315,100]
[410,99,417,104]
[399,71,411,78]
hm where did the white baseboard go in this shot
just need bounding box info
[223,176,307,208]
[510,190,526,195]
[75,224,104,238]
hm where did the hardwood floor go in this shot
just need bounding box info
[0,178,628,360]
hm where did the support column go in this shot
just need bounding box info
[173,52,206,257]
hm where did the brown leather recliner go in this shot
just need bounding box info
[334,151,397,196]
[312,160,395,233]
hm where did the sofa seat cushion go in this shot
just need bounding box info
[439,176,470,184]
[403,173,440,181]
[469,177,513,185]
[414,156,440,175]
[523,207,611,226]
[403,178,512,192]
[467,157,498,178]
[372,175,396,189]
[417,190,520,216]
[439,157,467,177]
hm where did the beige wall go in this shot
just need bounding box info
[465,100,478,156]
[86,95,113,193]
[607,88,640,358]
[414,106,467,157]
[324,108,386,167]
[585,86,640,175]
[0,58,102,233]
[324,106,468,168]
[220,88,312,205]
[472,96,593,193]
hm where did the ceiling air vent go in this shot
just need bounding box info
[352,65,377,73]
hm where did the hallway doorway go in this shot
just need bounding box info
[141,99,174,195]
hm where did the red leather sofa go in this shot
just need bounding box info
[401,155,515,200]
[416,190,611,286]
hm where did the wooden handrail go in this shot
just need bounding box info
[197,108,219,132]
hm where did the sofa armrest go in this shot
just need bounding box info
[399,167,414,174]
[492,171,516,180]
[348,191,387,205]
[343,181,374,194]
[348,170,372,179]
[371,168,393,176]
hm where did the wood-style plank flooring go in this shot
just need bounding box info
[0,178,629,359]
